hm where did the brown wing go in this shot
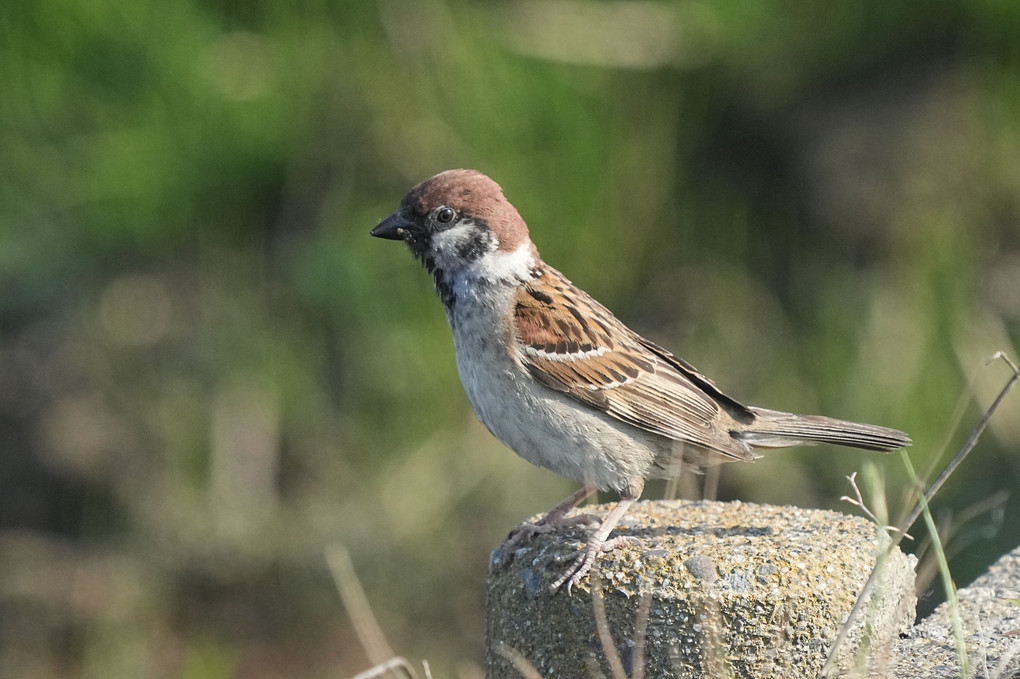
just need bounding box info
[512,268,754,461]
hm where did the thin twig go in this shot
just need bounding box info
[901,352,1019,531]
[817,352,1019,678]
[840,471,910,539]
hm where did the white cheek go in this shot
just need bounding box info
[430,225,534,280]
[473,241,535,282]
[443,242,533,310]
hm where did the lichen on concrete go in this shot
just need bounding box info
[486,499,916,678]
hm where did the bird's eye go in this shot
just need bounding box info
[436,206,456,224]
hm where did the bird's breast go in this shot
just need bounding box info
[446,296,660,495]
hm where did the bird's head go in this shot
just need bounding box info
[372,169,534,275]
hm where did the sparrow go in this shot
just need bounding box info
[370,169,911,594]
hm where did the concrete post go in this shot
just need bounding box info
[486,499,916,678]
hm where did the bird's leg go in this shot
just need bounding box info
[498,486,599,559]
[550,494,639,595]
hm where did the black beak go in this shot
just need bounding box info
[370,210,413,241]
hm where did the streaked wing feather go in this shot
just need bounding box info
[513,270,752,460]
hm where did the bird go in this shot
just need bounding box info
[370,169,911,594]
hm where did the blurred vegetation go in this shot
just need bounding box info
[1,0,1019,677]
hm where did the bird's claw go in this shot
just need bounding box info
[495,511,600,564]
[550,535,642,594]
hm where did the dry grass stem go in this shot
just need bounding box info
[817,351,1020,679]
[592,571,629,679]
[631,592,652,679]
[352,657,422,679]
[327,545,404,678]
[904,451,970,677]
[914,491,1008,594]
[494,644,544,679]
[702,465,721,502]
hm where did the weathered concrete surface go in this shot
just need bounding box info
[889,545,1020,678]
[486,499,916,678]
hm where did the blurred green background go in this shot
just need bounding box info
[2,0,1019,676]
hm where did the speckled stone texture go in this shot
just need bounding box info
[486,499,916,678]
[889,545,1020,678]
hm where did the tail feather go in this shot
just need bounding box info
[735,407,911,452]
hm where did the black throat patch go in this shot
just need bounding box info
[419,253,457,311]
[409,218,495,311]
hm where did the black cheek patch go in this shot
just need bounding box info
[446,217,493,260]
[453,225,492,262]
